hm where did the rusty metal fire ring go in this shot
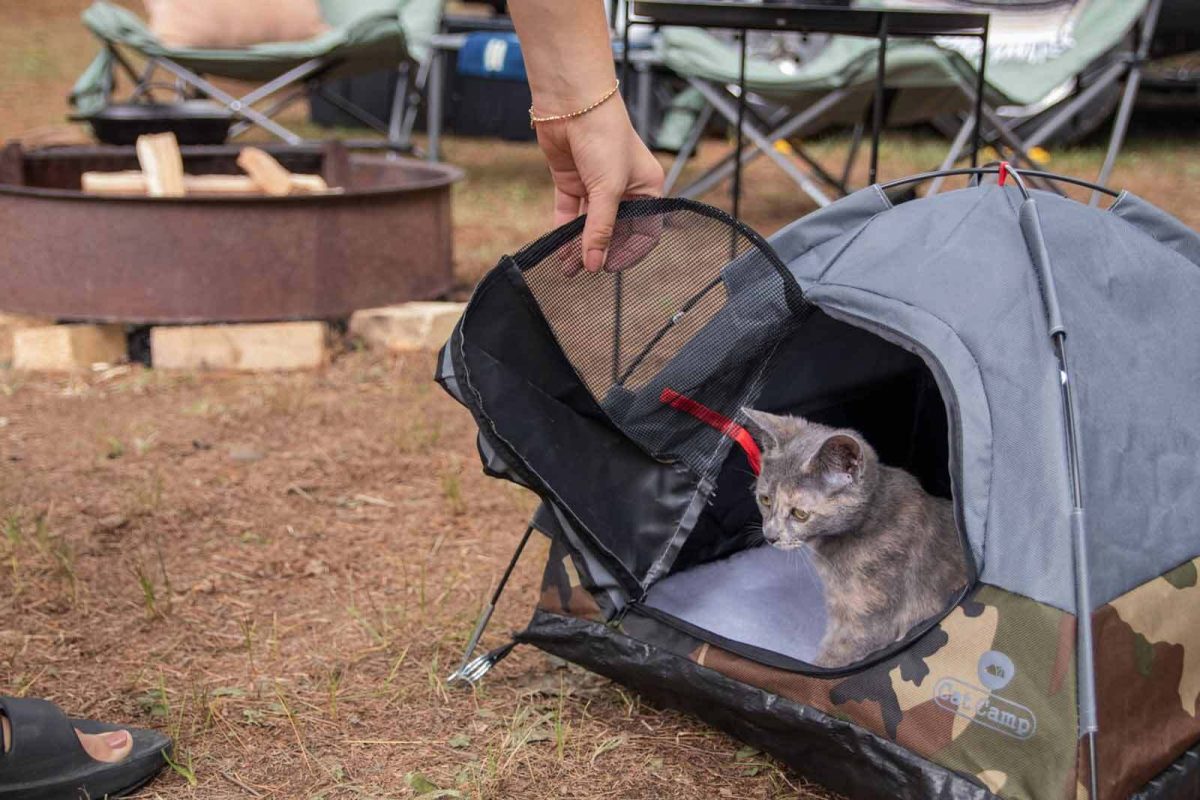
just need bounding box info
[0,143,463,324]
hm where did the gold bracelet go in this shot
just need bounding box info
[529,80,620,128]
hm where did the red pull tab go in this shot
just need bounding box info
[998,161,1010,187]
[660,388,762,475]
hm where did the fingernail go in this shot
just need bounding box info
[104,731,129,749]
[585,249,606,272]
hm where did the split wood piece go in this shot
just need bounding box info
[288,174,330,193]
[236,147,294,196]
[185,173,330,195]
[81,171,331,196]
[135,133,185,197]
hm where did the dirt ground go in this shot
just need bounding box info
[1,355,837,799]
[1,2,1198,798]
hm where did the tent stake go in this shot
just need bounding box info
[447,524,535,686]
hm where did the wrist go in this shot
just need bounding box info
[530,79,622,127]
[529,69,619,117]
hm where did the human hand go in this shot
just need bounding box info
[535,93,664,273]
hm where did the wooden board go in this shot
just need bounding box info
[236,147,294,196]
[81,172,333,196]
[135,133,185,197]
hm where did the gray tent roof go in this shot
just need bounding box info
[770,184,1200,614]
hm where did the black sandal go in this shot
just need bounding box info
[0,696,172,799]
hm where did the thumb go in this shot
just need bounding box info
[581,185,621,272]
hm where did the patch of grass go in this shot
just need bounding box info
[104,436,125,460]
[132,560,163,619]
[129,470,164,516]
[162,747,198,787]
[3,512,22,546]
[133,431,158,456]
[395,414,443,455]
[440,470,465,516]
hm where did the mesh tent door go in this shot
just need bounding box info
[444,199,810,595]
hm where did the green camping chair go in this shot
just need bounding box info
[71,0,444,151]
[655,0,1156,205]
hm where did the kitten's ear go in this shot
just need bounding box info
[740,408,796,450]
[812,434,865,492]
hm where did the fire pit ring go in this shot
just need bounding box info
[0,143,462,324]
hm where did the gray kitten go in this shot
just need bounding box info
[742,409,967,668]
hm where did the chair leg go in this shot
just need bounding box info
[927,112,974,196]
[1021,60,1129,152]
[1091,0,1162,204]
[663,103,713,195]
[949,76,1063,194]
[229,87,309,139]
[427,49,445,163]
[678,80,846,206]
[840,121,865,189]
[151,58,304,144]
[386,63,411,152]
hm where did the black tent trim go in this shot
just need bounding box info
[518,609,1200,800]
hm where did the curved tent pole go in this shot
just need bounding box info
[995,163,1100,800]
[880,166,1121,201]
[888,162,1103,795]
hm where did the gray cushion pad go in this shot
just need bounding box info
[644,545,827,663]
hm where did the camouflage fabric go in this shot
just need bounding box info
[688,585,1078,800]
[538,538,608,623]
[1087,555,1200,799]
[539,545,1200,799]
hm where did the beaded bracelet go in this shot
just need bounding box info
[528,80,620,128]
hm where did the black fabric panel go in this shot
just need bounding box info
[674,449,764,568]
[459,259,701,592]
[518,610,996,800]
[1131,742,1200,800]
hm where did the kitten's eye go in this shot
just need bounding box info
[791,508,811,522]
[758,494,771,507]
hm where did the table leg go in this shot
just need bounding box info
[972,19,989,168]
[635,60,654,141]
[869,16,889,185]
[732,29,747,224]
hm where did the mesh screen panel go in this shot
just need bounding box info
[513,199,809,481]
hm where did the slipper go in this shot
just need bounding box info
[0,696,172,800]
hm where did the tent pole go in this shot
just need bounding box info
[1055,333,1100,798]
[1015,176,1100,798]
[446,524,535,686]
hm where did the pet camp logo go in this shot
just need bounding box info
[934,665,1036,741]
[978,650,1015,691]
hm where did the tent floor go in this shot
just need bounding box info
[643,544,827,664]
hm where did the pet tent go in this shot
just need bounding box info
[436,167,1200,800]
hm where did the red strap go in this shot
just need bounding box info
[660,388,762,475]
[998,161,1010,187]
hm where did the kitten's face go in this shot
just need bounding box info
[743,409,875,550]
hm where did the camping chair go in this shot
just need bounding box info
[929,0,1161,202]
[655,29,970,207]
[70,0,444,152]
[655,0,1156,205]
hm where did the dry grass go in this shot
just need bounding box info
[0,356,835,799]
[1,3,1197,797]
